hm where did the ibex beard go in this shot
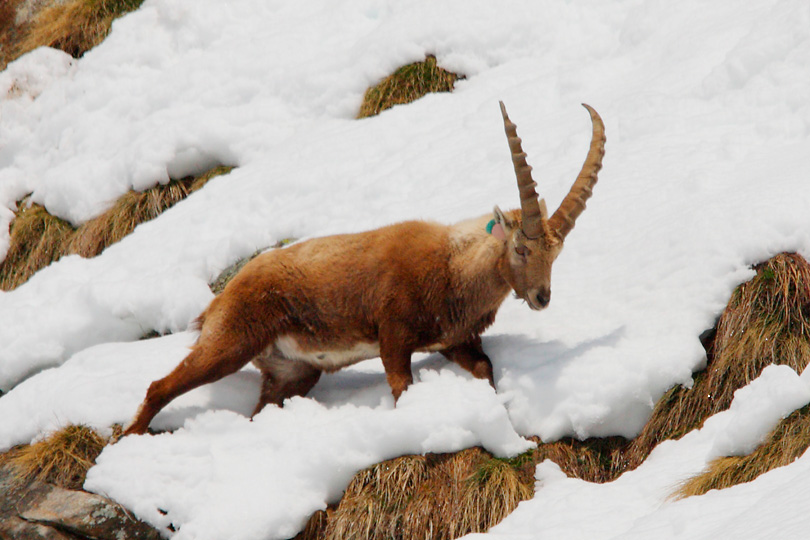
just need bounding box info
[124,102,605,436]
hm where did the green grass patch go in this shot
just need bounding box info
[357,55,462,119]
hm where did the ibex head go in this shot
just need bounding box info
[494,102,605,310]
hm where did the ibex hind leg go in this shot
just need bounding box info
[124,337,265,436]
[251,356,321,417]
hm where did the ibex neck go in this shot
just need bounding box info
[448,215,514,313]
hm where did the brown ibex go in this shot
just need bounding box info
[124,102,605,436]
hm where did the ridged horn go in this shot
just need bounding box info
[499,101,545,239]
[547,103,605,240]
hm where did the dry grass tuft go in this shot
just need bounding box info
[0,165,233,291]
[675,403,810,498]
[0,424,108,490]
[357,55,461,119]
[67,165,232,259]
[0,199,74,290]
[293,509,332,540]
[65,183,191,258]
[624,253,810,470]
[303,448,532,540]
[321,454,429,540]
[8,0,144,65]
[530,436,629,484]
[66,167,231,258]
[457,452,534,533]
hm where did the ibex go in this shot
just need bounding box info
[124,102,605,436]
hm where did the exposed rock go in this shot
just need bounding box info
[0,465,161,540]
[210,238,296,295]
[13,0,66,25]
[0,516,77,540]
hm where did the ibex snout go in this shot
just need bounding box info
[528,287,551,310]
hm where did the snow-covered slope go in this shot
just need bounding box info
[2,0,810,538]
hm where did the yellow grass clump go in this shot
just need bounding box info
[624,253,810,471]
[0,165,233,291]
[357,55,462,119]
[5,0,144,67]
[459,452,534,532]
[529,436,628,484]
[0,199,74,290]
[296,448,533,540]
[0,424,111,490]
[676,404,810,499]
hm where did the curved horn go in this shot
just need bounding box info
[547,103,605,240]
[499,101,545,239]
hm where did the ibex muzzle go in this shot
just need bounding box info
[124,103,605,436]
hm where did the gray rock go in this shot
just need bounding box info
[20,489,162,540]
[210,239,296,295]
[0,516,75,540]
[0,465,161,540]
[14,0,69,25]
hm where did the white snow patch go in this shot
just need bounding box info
[85,370,533,540]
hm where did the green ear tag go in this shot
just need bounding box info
[486,219,496,234]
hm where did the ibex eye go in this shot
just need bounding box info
[514,245,527,257]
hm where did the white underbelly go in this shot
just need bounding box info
[273,335,382,371]
[257,335,450,373]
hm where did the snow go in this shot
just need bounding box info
[86,371,532,540]
[710,365,810,458]
[471,363,810,540]
[1,0,810,538]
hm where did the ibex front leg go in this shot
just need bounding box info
[440,336,495,389]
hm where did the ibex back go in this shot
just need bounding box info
[124,102,605,436]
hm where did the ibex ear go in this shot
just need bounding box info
[491,205,512,241]
[539,198,549,220]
